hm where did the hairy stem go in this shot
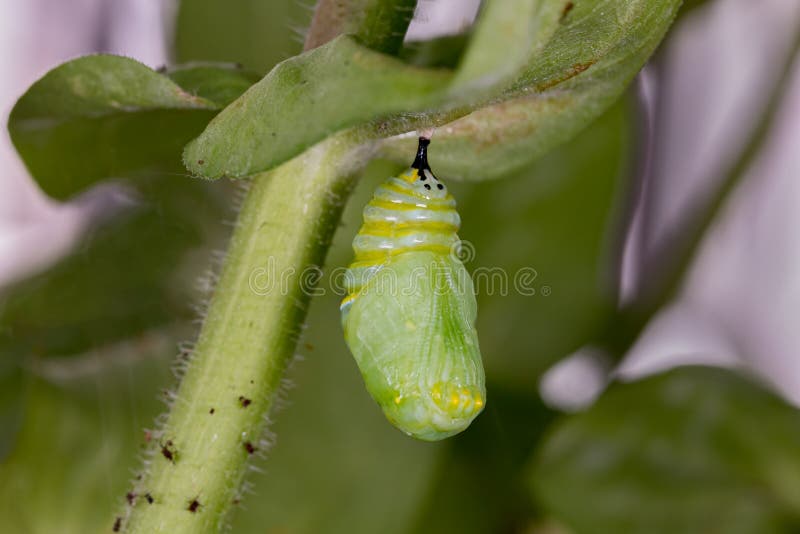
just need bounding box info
[305,0,418,53]
[123,134,367,533]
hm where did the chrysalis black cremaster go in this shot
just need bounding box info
[340,137,486,441]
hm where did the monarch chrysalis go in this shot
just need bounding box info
[340,137,486,441]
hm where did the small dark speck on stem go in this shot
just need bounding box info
[238,396,252,408]
[161,440,177,463]
[187,498,202,513]
[113,517,122,532]
[561,1,575,21]
[244,441,256,454]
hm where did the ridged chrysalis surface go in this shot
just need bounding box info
[340,137,485,441]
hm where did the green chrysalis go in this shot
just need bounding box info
[340,137,486,441]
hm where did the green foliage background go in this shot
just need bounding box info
[2,1,799,533]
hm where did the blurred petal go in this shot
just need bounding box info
[619,0,800,402]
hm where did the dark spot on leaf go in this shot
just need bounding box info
[536,60,596,91]
[209,408,215,414]
[126,491,136,505]
[145,493,154,504]
[113,517,122,532]
[238,396,252,408]
[244,441,256,455]
[198,159,204,165]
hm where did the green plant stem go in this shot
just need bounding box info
[123,134,365,533]
[305,0,418,53]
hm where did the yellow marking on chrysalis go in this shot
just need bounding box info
[432,384,443,402]
[370,199,454,213]
[352,244,452,263]
[400,169,419,183]
[449,394,460,407]
[340,293,357,308]
[474,396,484,409]
[394,394,403,405]
[460,388,472,410]
[359,220,459,238]
[381,181,431,199]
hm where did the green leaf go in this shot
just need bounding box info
[399,33,471,69]
[0,344,174,534]
[449,0,567,98]
[175,0,309,74]
[408,387,556,533]
[0,360,23,460]
[188,0,680,182]
[530,367,800,534]
[183,35,451,179]
[0,177,227,359]
[166,63,261,107]
[7,55,226,199]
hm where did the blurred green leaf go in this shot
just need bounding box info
[0,52,235,508]
[408,386,556,533]
[175,0,309,74]
[2,54,239,360]
[0,343,174,534]
[0,177,227,359]
[166,63,261,107]
[7,55,233,200]
[0,360,23,460]
[381,0,680,181]
[531,367,800,534]
[449,0,566,98]
[400,34,471,69]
